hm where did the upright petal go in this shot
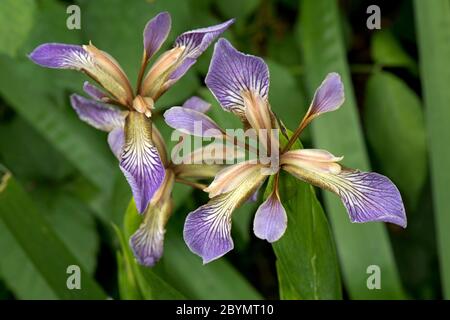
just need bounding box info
[182,96,211,113]
[143,12,171,60]
[140,20,233,99]
[298,73,344,130]
[83,81,109,101]
[29,43,133,105]
[164,107,223,137]
[168,19,235,82]
[70,94,127,131]
[253,190,287,242]
[205,38,269,115]
[130,170,174,267]
[309,73,344,116]
[281,150,406,228]
[184,168,266,263]
[120,111,165,213]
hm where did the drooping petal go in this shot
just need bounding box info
[184,168,266,263]
[253,190,287,242]
[164,107,223,137]
[205,38,269,115]
[83,81,109,101]
[182,96,211,113]
[108,127,125,159]
[204,161,266,198]
[130,170,174,267]
[151,125,168,167]
[143,12,171,60]
[281,150,406,228]
[120,111,165,213]
[70,94,127,131]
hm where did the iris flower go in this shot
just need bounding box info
[29,12,234,266]
[164,39,407,264]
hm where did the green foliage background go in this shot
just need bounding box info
[0,0,448,300]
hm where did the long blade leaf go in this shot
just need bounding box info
[297,0,405,299]
[414,0,450,298]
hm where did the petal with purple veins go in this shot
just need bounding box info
[29,43,133,105]
[120,111,165,214]
[167,19,235,83]
[130,170,174,267]
[253,190,287,242]
[143,12,171,60]
[281,150,406,228]
[164,107,223,137]
[205,38,269,115]
[70,94,127,131]
[184,168,266,263]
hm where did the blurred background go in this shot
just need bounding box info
[0,0,448,300]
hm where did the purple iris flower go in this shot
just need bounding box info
[164,39,407,264]
[29,12,234,266]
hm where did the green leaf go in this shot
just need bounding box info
[364,71,427,207]
[269,172,342,299]
[123,199,262,299]
[297,0,406,299]
[0,0,35,57]
[0,168,106,299]
[216,0,260,20]
[371,30,417,74]
[0,191,100,299]
[414,0,450,298]
[267,60,307,131]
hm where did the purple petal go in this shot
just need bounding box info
[168,19,234,83]
[205,38,269,114]
[309,73,344,116]
[183,196,234,264]
[30,43,133,105]
[70,94,126,131]
[130,171,174,267]
[253,192,287,242]
[83,81,109,101]
[338,171,407,228]
[282,156,407,228]
[130,218,165,267]
[120,112,165,213]
[182,96,211,113]
[107,127,125,159]
[29,43,90,69]
[164,107,222,137]
[184,166,266,263]
[143,12,171,59]
[174,19,234,60]
[167,57,196,83]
